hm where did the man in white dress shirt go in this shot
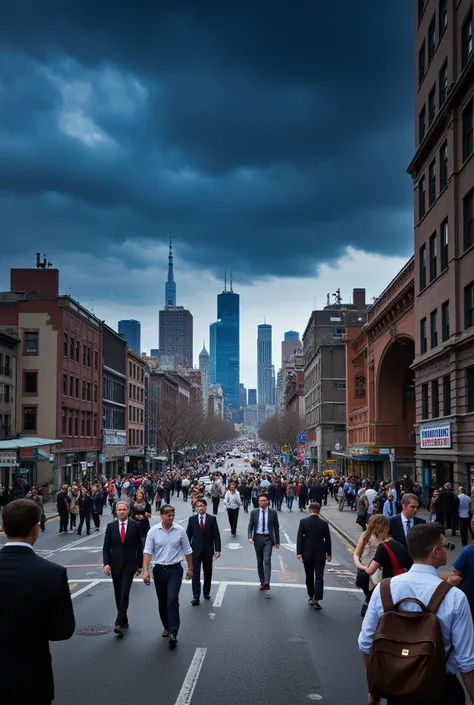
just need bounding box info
[248,493,280,592]
[142,504,193,648]
[359,523,474,705]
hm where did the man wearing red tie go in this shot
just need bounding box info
[186,499,221,605]
[103,501,143,637]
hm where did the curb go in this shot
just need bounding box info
[320,510,357,549]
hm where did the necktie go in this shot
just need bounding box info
[120,522,125,543]
[407,519,412,533]
[390,503,393,516]
[200,516,204,531]
[262,510,266,533]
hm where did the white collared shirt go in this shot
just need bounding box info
[358,564,474,673]
[118,519,128,533]
[258,509,269,534]
[402,515,414,536]
[144,522,192,564]
[3,542,34,550]
[197,513,206,527]
[459,493,471,519]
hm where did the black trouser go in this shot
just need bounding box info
[153,563,183,635]
[212,497,220,515]
[92,512,100,529]
[192,553,213,599]
[387,673,465,705]
[182,488,189,501]
[112,570,135,628]
[58,510,69,533]
[69,513,77,530]
[303,557,325,601]
[227,508,239,534]
[459,517,470,546]
[78,513,91,534]
[254,534,273,586]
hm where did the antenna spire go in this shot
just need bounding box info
[165,230,177,307]
[230,269,233,293]
[224,270,227,292]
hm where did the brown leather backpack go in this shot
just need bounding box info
[367,578,452,703]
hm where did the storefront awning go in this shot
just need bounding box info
[0,437,62,450]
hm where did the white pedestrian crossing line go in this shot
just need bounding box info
[174,648,207,705]
[212,581,227,607]
[68,578,360,593]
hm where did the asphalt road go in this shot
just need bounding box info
[2,460,369,705]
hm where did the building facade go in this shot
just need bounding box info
[118,320,141,356]
[102,324,127,477]
[0,330,18,440]
[257,323,275,405]
[210,285,240,411]
[159,307,193,369]
[409,0,474,488]
[0,266,102,485]
[303,288,368,469]
[126,349,145,474]
[344,258,415,483]
[144,366,160,470]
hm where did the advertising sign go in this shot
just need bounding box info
[298,432,307,445]
[419,422,451,449]
[0,451,18,467]
[297,443,306,461]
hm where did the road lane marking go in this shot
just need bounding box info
[68,579,360,592]
[71,580,100,600]
[278,555,286,574]
[212,582,227,607]
[284,531,291,543]
[64,563,102,568]
[174,647,207,705]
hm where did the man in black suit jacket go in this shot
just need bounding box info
[0,499,75,704]
[297,502,332,609]
[248,493,280,591]
[389,492,426,552]
[186,498,221,604]
[103,500,143,637]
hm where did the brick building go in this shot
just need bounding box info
[126,349,145,474]
[409,0,474,488]
[344,258,415,483]
[0,330,19,440]
[0,265,102,485]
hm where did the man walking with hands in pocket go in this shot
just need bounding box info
[297,502,332,610]
[248,493,280,593]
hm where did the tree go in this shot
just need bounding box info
[259,410,301,456]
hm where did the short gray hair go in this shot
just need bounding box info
[401,493,419,507]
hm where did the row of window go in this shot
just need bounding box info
[62,374,98,403]
[419,179,474,256]
[128,361,144,384]
[418,143,448,219]
[0,413,11,438]
[129,427,144,447]
[63,332,99,371]
[61,408,97,438]
[0,352,11,377]
[129,404,144,424]
[420,367,474,420]
[129,382,144,403]
[420,300,450,353]
[103,377,125,406]
[418,0,447,35]
[419,217,448,290]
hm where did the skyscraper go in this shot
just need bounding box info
[199,342,210,414]
[239,383,247,407]
[248,389,257,405]
[159,235,193,368]
[257,323,275,405]
[118,319,141,355]
[209,275,240,411]
[284,330,300,341]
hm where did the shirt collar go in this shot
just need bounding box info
[4,542,34,550]
[409,564,439,577]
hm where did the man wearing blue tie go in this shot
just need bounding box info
[389,493,426,555]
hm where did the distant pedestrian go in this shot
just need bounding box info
[224,482,242,537]
[142,504,193,649]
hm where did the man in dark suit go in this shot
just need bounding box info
[297,502,332,610]
[103,500,143,637]
[186,498,221,605]
[389,492,426,551]
[248,492,280,592]
[0,499,75,704]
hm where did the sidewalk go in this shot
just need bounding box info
[320,498,462,572]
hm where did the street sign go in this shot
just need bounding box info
[298,432,307,445]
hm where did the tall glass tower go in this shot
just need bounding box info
[258,323,275,405]
[118,319,141,355]
[210,275,240,411]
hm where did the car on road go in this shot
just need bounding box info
[198,476,212,494]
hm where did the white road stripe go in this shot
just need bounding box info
[68,579,360,592]
[71,580,100,599]
[278,554,286,574]
[212,581,227,607]
[284,531,291,543]
[174,647,207,705]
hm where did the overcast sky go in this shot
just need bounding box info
[0,1,414,389]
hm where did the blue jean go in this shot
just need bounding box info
[153,563,183,634]
[287,496,294,510]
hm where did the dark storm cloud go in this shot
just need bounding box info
[0,1,414,282]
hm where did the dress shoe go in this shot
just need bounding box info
[258,584,266,591]
[308,598,314,605]
[161,629,169,638]
[168,633,178,648]
[314,601,322,610]
[113,626,124,637]
[191,598,200,606]
[203,594,211,600]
